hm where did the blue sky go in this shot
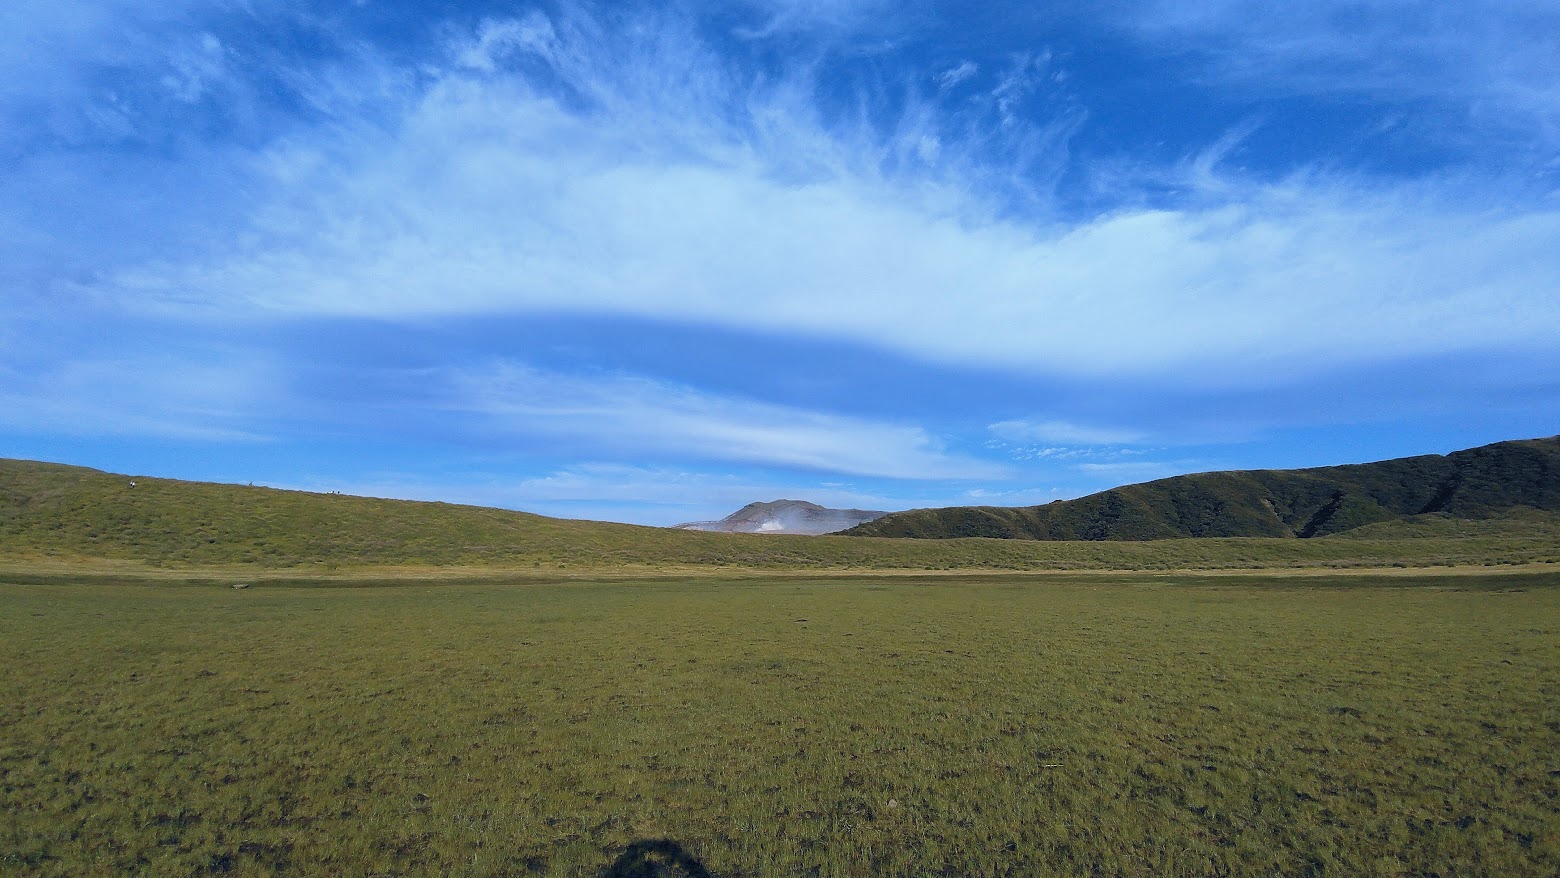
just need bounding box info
[3,0,1558,525]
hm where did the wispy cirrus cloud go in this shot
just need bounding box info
[1075,460,1188,482]
[1117,0,1560,144]
[75,5,1558,386]
[0,1,285,149]
[0,352,274,442]
[988,419,1145,446]
[108,161,1560,380]
[937,60,979,92]
[725,0,908,39]
[446,362,1005,481]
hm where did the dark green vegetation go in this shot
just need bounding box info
[3,572,1557,877]
[5,457,1560,573]
[848,436,1560,541]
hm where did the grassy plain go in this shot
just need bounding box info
[3,571,1557,877]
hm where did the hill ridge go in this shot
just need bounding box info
[4,441,1560,571]
[844,436,1560,541]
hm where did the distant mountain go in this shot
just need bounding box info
[675,500,889,535]
[845,437,1560,541]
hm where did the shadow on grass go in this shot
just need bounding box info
[598,839,716,878]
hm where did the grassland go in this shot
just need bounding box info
[6,458,1560,575]
[3,570,1556,877]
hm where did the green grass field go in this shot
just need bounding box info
[3,570,1556,877]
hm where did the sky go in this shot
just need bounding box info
[3,0,1558,526]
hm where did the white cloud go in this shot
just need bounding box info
[937,60,978,90]
[0,353,273,442]
[1076,460,1185,482]
[75,7,1560,385]
[993,52,1053,127]
[729,0,903,39]
[160,32,228,102]
[988,419,1144,446]
[1118,0,1560,144]
[0,1,254,145]
[960,485,1066,505]
[456,14,558,73]
[1182,117,1263,190]
[119,147,1558,380]
[446,362,1006,481]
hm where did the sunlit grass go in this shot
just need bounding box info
[3,571,1556,877]
[6,458,1560,574]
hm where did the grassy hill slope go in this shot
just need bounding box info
[0,459,732,569]
[847,437,1560,541]
[3,457,1560,573]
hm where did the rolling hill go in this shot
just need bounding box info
[0,458,680,569]
[844,436,1560,541]
[2,446,1559,574]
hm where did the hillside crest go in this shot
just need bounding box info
[844,436,1560,541]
